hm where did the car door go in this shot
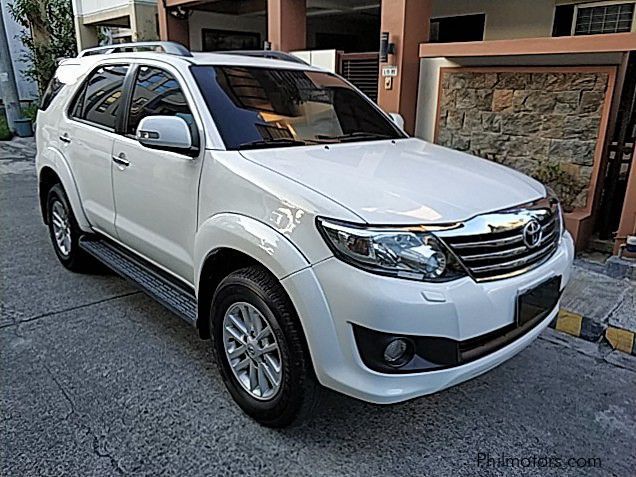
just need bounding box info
[111,63,204,282]
[58,64,130,237]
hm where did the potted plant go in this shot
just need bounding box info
[0,114,12,141]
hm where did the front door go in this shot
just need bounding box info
[59,64,130,236]
[111,64,203,282]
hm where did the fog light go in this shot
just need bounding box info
[383,338,413,366]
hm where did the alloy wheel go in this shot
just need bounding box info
[51,200,72,257]
[222,302,283,400]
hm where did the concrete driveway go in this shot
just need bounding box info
[1,139,635,476]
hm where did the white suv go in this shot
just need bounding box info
[36,42,573,427]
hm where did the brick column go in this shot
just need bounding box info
[378,0,432,134]
[267,0,306,51]
[158,1,190,48]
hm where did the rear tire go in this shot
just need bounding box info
[210,266,320,428]
[46,184,96,272]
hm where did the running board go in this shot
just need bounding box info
[79,236,197,326]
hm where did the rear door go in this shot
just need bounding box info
[111,63,204,282]
[58,64,130,237]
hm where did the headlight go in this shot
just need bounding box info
[316,218,466,282]
[545,187,564,241]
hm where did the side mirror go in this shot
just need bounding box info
[389,112,405,130]
[136,116,192,151]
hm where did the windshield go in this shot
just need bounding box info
[190,65,406,150]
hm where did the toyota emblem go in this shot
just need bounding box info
[522,219,542,249]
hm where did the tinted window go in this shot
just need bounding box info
[430,14,485,43]
[552,5,575,36]
[201,28,260,51]
[191,66,404,150]
[126,66,195,138]
[71,65,129,130]
[40,77,64,111]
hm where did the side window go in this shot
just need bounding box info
[71,65,129,130]
[40,77,64,111]
[126,66,196,140]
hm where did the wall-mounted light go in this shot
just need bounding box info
[168,6,191,20]
[379,32,396,63]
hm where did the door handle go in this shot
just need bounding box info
[59,133,71,144]
[112,152,130,167]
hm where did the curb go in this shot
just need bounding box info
[550,309,636,356]
[605,326,636,355]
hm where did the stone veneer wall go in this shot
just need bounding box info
[436,69,610,209]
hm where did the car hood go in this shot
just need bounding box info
[239,138,546,224]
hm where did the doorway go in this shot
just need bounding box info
[306,1,381,102]
[597,53,636,241]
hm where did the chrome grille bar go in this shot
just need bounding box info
[436,198,561,282]
[450,234,524,250]
[462,245,528,262]
[461,227,558,263]
[470,242,558,274]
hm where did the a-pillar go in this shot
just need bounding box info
[158,1,190,48]
[378,0,432,134]
[267,0,306,52]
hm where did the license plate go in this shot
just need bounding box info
[516,276,561,327]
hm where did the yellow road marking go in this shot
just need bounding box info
[606,327,635,354]
[556,309,583,337]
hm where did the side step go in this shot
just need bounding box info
[79,236,198,326]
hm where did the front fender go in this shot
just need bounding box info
[37,146,92,232]
[194,213,310,291]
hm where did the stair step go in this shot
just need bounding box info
[79,236,197,325]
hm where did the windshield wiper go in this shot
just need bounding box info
[315,131,394,143]
[237,138,308,150]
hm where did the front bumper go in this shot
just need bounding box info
[281,232,574,404]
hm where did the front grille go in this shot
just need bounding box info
[437,200,560,282]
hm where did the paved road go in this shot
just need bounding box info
[1,140,635,477]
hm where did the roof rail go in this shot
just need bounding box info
[79,41,193,58]
[218,50,308,65]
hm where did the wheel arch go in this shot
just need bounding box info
[194,213,311,338]
[37,148,91,232]
[39,166,61,224]
[196,247,258,338]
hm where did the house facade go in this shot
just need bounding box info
[71,0,159,51]
[86,0,635,256]
[0,0,38,103]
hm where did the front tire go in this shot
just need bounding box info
[210,266,320,428]
[46,184,95,272]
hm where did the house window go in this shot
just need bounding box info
[553,5,576,36]
[574,2,635,35]
[430,14,485,43]
[201,29,261,51]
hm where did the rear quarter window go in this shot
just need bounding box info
[40,77,64,111]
